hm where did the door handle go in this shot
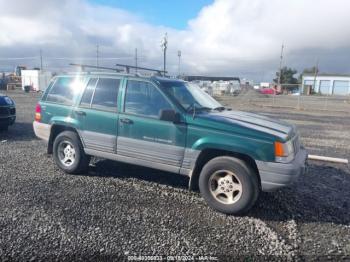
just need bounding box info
[74,110,86,116]
[120,118,133,124]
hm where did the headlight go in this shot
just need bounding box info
[274,140,295,163]
[4,97,14,105]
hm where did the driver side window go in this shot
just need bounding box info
[124,80,172,118]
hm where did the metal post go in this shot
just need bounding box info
[313,59,319,94]
[297,84,301,109]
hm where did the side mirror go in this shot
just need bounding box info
[159,109,180,123]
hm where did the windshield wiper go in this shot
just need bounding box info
[186,104,211,113]
[213,106,226,111]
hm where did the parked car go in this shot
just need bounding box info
[0,94,16,131]
[259,87,280,95]
[33,73,307,215]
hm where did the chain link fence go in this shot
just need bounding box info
[206,83,350,113]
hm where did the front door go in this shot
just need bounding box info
[76,77,120,153]
[117,79,186,171]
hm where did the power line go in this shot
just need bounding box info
[0,57,39,60]
[0,56,136,61]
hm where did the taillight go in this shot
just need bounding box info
[35,103,41,122]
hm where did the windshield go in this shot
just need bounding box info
[161,81,222,111]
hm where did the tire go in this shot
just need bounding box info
[0,125,8,132]
[199,156,260,215]
[53,131,90,174]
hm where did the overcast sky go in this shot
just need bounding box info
[0,0,349,81]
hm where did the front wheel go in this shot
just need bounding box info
[199,156,260,215]
[53,131,90,174]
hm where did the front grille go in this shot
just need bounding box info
[10,108,16,115]
[0,107,9,116]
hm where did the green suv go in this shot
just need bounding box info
[33,73,307,214]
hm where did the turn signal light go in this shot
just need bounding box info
[274,141,286,157]
[35,103,41,122]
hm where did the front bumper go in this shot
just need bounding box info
[257,148,308,192]
[0,106,16,126]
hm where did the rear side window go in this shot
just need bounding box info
[91,78,120,111]
[80,78,98,107]
[46,77,86,105]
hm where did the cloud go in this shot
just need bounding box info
[0,0,349,80]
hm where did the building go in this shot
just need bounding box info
[21,70,52,92]
[302,74,350,96]
[183,75,241,96]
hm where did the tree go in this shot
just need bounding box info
[298,66,319,83]
[273,67,298,85]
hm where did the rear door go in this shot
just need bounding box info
[117,79,187,172]
[76,77,121,154]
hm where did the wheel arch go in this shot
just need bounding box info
[189,148,261,190]
[47,124,83,154]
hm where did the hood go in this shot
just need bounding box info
[0,95,14,106]
[198,110,295,141]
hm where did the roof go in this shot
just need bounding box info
[151,76,184,83]
[182,75,240,82]
[55,72,185,83]
[303,73,350,78]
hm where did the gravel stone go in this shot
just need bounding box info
[0,90,349,261]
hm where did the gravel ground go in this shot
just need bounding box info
[0,90,349,261]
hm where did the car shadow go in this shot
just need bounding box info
[85,159,350,225]
[87,159,189,190]
[0,122,37,142]
[248,162,350,225]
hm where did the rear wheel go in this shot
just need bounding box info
[53,131,90,174]
[199,156,259,215]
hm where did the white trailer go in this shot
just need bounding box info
[21,70,52,92]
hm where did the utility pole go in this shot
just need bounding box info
[40,49,43,71]
[313,58,319,94]
[96,44,99,68]
[161,33,168,76]
[177,50,181,77]
[135,48,138,73]
[275,44,284,106]
[277,44,284,87]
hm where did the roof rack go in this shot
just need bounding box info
[70,63,123,72]
[116,64,167,75]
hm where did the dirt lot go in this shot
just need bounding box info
[0,90,349,261]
